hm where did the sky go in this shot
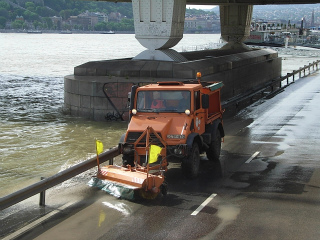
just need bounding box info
[187,5,217,10]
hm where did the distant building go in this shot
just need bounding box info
[50,16,62,25]
[68,11,109,29]
[311,9,315,28]
[185,17,197,29]
[184,16,216,32]
[108,12,122,22]
[15,16,24,21]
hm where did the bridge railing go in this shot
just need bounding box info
[222,60,320,110]
[1,60,320,211]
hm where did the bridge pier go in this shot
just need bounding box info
[220,4,253,50]
[64,3,282,121]
[132,0,187,61]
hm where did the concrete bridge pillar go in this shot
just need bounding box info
[220,4,253,50]
[132,0,187,61]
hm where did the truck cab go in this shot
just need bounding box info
[119,78,224,179]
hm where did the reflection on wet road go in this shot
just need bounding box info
[3,73,320,240]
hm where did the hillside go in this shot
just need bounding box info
[0,0,216,31]
[2,1,320,31]
[0,0,133,30]
[252,4,320,25]
[211,4,320,26]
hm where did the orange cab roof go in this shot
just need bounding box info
[138,82,202,91]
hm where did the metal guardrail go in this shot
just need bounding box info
[0,147,119,211]
[222,60,320,109]
[1,60,320,211]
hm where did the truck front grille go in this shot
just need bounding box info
[126,132,164,147]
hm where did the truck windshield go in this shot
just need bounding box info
[137,90,190,113]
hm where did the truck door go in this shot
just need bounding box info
[193,90,205,134]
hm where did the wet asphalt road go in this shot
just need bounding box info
[3,72,320,240]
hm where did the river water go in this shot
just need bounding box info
[0,33,319,197]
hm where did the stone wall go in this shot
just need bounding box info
[64,48,281,121]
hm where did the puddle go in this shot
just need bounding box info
[200,204,240,240]
[102,201,132,216]
[217,204,240,222]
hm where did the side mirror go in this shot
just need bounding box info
[127,92,131,108]
[130,85,138,110]
[202,94,209,109]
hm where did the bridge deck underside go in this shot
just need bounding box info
[93,0,320,5]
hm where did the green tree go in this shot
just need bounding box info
[36,6,55,17]
[94,22,106,31]
[23,10,39,21]
[0,16,6,28]
[11,19,24,29]
[25,2,36,10]
[33,20,43,29]
[0,8,9,18]
[43,17,53,29]
[9,9,24,21]
[25,2,36,12]
[62,23,71,30]
[60,9,73,20]
[0,1,10,10]
[119,18,134,31]
[22,22,29,30]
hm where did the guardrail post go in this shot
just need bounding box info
[292,71,295,82]
[299,68,302,78]
[287,73,290,85]
[109,158,114,165]
[309,63,311,75]
[304,65,306,77]
[39,177,46,206]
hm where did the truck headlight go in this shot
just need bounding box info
[123,146,134,154]
[174,148,183,155]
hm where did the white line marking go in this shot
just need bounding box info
[245,151,260,163]
[191,193,217,216]
[3,201,75,240]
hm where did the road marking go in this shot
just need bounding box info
[191,193,217,216]
[3,201,75,240]
[245,151,260,163]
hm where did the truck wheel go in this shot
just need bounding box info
[160,182,168,196]
[182,142,200,179]
[206,129,221,162]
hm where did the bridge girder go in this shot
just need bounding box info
[91,0,320,5]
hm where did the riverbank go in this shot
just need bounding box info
[0,29,135,34]
[0,29,221,34]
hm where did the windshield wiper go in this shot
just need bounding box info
[139,108,159,112]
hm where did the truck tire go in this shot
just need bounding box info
[182,142,200,179]
[160,182,168,196]
[206,129,221,162]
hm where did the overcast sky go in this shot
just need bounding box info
[187,5,217,10]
